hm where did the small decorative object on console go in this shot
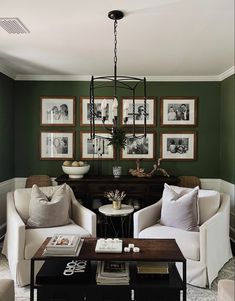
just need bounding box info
[112,166,122,178]
[104,189,126,210]
[62,160,90,178]
[129,158,170,178]
[95,238,123,253]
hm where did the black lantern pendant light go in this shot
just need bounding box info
[89,10,147,147]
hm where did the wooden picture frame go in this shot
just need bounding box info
[80,131,115,160]
[160,96,198,127]
[80,97,114,126]
[40,131,75,160]
[40,96,76,126]
[160,132,197,160]
[121,133,155,160]
[121,97,156,126]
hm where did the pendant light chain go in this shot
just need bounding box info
[114,19,118,97]
[90,10,148,144]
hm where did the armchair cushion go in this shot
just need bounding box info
[160,183,199,231]
[27,184,70,228]
[138,223,200,261]
[24,220,91,259]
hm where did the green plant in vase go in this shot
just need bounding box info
[107,127,127,178]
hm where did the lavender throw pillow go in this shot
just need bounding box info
[160,183,199,231]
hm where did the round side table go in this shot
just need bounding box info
[98,204,134,238]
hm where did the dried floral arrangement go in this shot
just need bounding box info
[104,189,126,202]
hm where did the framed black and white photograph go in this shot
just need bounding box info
[121,97,156,126]
[121,133,155,160]
[40,96,76,126]
[80,97,114,126]
[80,131,115,160]
[40,131,75,160]
[160,97,198,126]
[160,132,197,160]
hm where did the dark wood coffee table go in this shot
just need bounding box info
[31,238,186,301]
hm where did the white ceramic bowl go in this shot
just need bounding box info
[62,165,90,179]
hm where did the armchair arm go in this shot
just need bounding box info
[133,199,162,238]
[199,193,232,286]
[4,192,26,260]
[71,198,97,237]
[2,192,26,282]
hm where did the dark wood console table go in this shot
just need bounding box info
[55,175,179,209]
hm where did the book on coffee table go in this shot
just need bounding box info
[36,259,90,284]
[137,261,169,274]
[96,261,130,285]
[43,234,82,256]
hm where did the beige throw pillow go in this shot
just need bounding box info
[160,183,199,231]
[27,183,71,228]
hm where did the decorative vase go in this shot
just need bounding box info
[112,200,122,210]
[113,166,122,178]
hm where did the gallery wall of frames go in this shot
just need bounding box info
[39,95,198,163]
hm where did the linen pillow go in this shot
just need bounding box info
[27,183,71,228]
[160,183,199,231]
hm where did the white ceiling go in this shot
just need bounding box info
[0,0,234,80]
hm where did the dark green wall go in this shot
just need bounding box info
[0,73,14,181]
[220,75,235,183]
[13,80,221,179]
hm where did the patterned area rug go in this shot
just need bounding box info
[0,247,234,301]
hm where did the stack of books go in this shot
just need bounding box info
[96,261,130,285]
[137,261,169,278]
[43,234,82,256]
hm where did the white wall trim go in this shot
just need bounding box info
[0,178,15,237]
[1,65,234,82]
[218,66,235,81]
[0,178,15,193]
[14,74,220,82]
[0,63,16,80]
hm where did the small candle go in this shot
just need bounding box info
[112,97,118,117]
[101,99,107,118]
[128,243,134,249]
[133,247,140,253]
[124,247,130,252]
[123,102,129,119]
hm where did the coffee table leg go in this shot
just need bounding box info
[183,260,187,301]
[30,259,34,301]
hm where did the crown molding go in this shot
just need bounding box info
[218,66,235,81]
[0,65,234,82]
[13,74,222,82]
[14,74,91,81]
[0,63,16,79]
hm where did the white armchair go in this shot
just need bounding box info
[2,185,96,287]
[134,186,232,288]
